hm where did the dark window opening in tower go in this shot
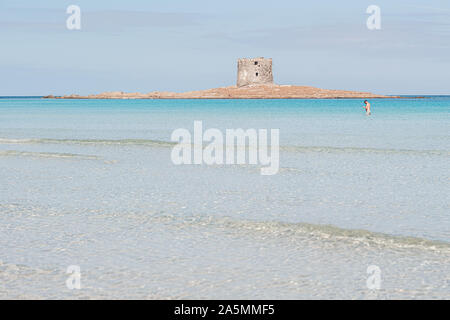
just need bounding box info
[256,73,259,76]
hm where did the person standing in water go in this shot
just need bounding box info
[363,100,371,115]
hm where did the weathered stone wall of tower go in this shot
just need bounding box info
[237,57,273,87]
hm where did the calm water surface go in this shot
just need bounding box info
[0,97,449,299]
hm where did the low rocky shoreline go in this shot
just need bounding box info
[43,85,401,99]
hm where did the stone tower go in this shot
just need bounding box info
[237,57,273,87]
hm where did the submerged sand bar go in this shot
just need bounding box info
[44,85,398,99]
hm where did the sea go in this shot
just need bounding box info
[0,97,449,299]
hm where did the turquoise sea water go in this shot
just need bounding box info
[0,97,449,299]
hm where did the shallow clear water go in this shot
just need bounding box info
[0,97,449,299]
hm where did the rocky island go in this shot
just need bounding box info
[44,58,397,99]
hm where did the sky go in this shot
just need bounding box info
[1,0,450,95]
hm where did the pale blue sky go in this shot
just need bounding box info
[1,0,449,95]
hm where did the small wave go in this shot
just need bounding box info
[170,215,450,252]
[1,137,448,156]
[0,150,100,160]
[0,138,175,147]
